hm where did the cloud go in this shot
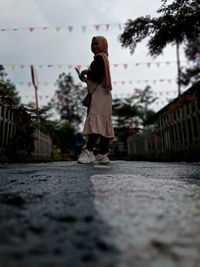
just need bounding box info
[0,0,187,111]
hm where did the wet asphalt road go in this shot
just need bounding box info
[0,161,200,267]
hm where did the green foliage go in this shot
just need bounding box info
[39,119,76,154]
[113,97,141,129]
[112,86,156,157]
[0,65,21,105]
[180,37,200,85]
[119,0,200,56]
[56,122,76,154]
[113,86,156,130]
[51,73,86,128]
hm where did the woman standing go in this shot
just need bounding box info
[78,36,114,164]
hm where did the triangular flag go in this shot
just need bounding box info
[28,82,32,87]
[43,27,49,30]
[11,65,16,70]
[106,24,110,31]
[118,24,122,30]
[76,65,81,71]
[57,65,62,69]
[147,63,151,68]
[55,26,61,31]
[95,25,100,31]
[39,65,43,68]
[20,64,25,69]
[68,65,72,69]
[123,64,128,70]
[114,64,118,68]
[81,25,87,33]
[44,83,48,86]
[13,28,18,31]
[68,26,73,32]
[29,27,35,32]
[48,64,53,67]
[121,81,126,85]
[156,62,160,68]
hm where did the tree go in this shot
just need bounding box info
[113,86,157,130]
[111,86,156,158]
[113,97,141,130]
[0,65,21,105]
[180,37,200,85]
[119,0,200,56]
[51,73,86,129]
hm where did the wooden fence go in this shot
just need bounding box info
[0,103,52,158]
[127,81,200,159]
[32,128,52,157]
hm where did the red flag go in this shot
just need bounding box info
[76,65,81,71]
[29,27,35,32]
[95,25,100,31]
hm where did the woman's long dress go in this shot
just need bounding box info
[83,79,114,139]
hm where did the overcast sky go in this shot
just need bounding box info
[0,0,188,112]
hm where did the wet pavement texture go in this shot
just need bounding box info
[0,161,200,267]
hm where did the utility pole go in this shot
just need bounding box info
[176,42,181,96]
[30,65,40,125]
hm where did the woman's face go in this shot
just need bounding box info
[91,38,100,54]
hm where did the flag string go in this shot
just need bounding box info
[2,60,187,71]
[0,23,124,33]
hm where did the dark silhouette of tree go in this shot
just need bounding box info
[51,73,86,128]
[0,65,21,105]
[113,85,157,130]
[119,0,200,56]
[180,37,200,85]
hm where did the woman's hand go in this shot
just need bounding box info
[80,69,88,82]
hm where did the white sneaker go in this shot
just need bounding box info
[95,154,110,164]
[77,149,95,164]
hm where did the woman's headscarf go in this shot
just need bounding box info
[91,36,112,90]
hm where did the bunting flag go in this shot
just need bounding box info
[0,91,178,110]
[10,78,176,87]
[4,60,184,71]
[0,89,178,99]
[0,23,125,33]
